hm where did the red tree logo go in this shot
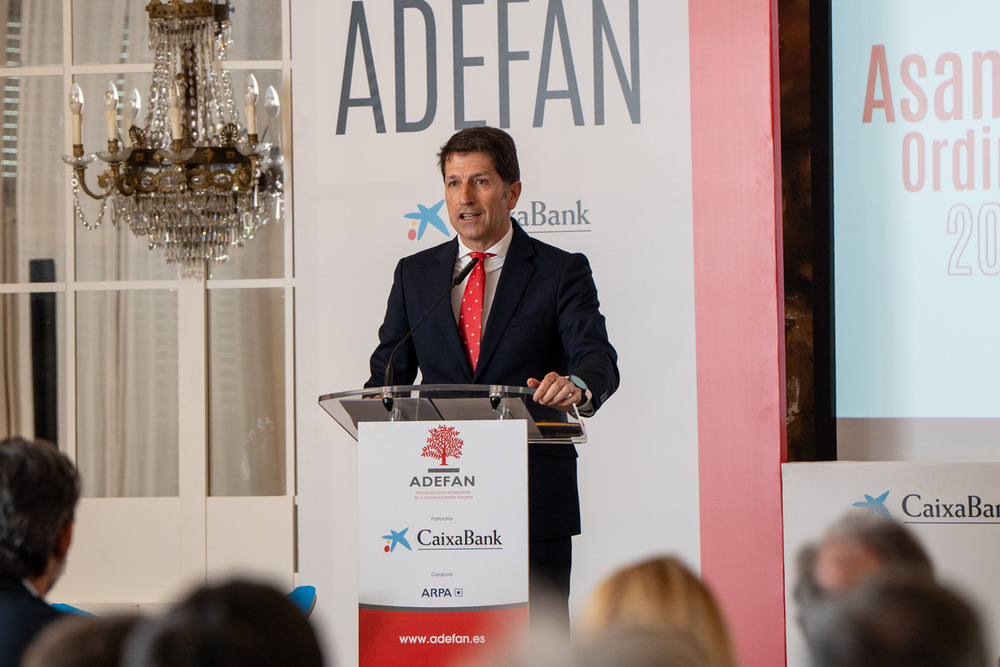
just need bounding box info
[422,425,464,466]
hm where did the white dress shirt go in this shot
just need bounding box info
[450,222,514,327]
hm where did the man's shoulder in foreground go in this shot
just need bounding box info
[0,575,62,667]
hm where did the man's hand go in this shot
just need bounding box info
[527,372,583,413]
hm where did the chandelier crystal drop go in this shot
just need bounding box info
[62,0,283,279]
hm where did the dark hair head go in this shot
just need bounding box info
[808,570,987,667]
[437,126,520,185]
[0,437,81,578]
[122,579,325,667]
[21,614,140,667]
[823,513,933,572]
[795,513,934,629]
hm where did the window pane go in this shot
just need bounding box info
[0,76,66,283]
[227,0,282,61]
[73,0,151,66]
[208,288,284,496]
[0,290,63,444]
[2,1,63,67]
[76,289,179,497]
[73,0,281,66]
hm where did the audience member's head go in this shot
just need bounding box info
[577,555,736,667]
[807,570,987,667]
[121,579,325,667]
[0,436,81,593]
[576,626,710,667]
[795,512,933,639]
[21,613,139,667]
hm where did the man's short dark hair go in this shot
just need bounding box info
[795,512,933,634]
[0,437,81,578]
[121,579,325,667]
[807,570,987,667]
[437,126,520,185]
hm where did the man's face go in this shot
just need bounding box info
[814,537,882,593]
[443,151,521,252]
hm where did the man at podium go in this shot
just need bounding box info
[366,126,619,628]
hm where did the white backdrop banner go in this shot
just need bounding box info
[293,2,698,664]
[783,462,1000,666]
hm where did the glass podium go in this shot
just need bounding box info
[318,384,586,445]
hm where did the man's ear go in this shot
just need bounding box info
[55,522,73,560]
[507,180,522,209]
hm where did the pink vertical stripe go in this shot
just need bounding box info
[689,0,787,665]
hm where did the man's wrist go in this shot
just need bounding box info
[568,375,594,415]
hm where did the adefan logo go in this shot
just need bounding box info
[422,425,464,466]
[411,425,476,488]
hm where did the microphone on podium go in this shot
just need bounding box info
[382,256,480,411]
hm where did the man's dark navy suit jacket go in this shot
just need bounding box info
[0,574,62,667]
[367,221,619,540]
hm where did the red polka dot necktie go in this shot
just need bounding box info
[459,252,494,371]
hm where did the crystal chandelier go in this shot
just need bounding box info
[62,0,283,279]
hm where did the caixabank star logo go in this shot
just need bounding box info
[852,490,891,518]
[404,200,450,241]
[381,527,411,554]
[410,425,476,493]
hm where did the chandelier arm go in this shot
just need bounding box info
[62,0,284,279]
[73,165,112,201]
[109,162,138,197]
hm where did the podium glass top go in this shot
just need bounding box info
[318,384,586,445]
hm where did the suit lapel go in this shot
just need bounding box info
[474,223,535,381]
[427,239,474,377]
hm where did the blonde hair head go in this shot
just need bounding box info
[578,556,737,667]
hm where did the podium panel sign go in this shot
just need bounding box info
[358,419,529,666]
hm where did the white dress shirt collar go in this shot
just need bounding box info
[456,220,514,260]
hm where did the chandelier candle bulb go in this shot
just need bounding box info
[60,0,284,278]
[244,74,258,137]
[124,88,141,147]
[104,81,119,142]
[167,80,182,141]
[68,83,83,146]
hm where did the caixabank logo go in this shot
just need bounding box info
[381,524,503,555]
[852,489,1000,522]
[901,493,1000,521]
[404,200,449,241]
[410,425,475,490]
[401,200,593,240]
[381,527,412,554]
[852,491,892,518]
